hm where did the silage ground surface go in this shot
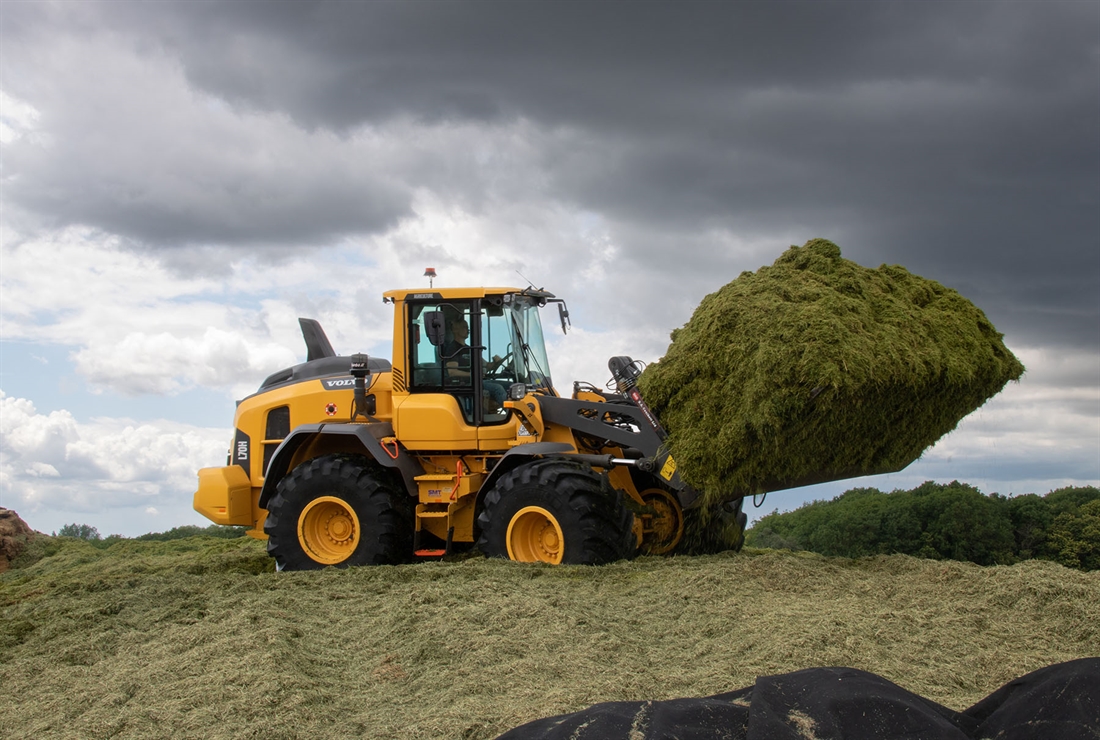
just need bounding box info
[2,537,1096,740]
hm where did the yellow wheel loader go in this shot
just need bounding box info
[193,286,746,569]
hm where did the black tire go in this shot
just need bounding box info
[477,458,635,565]
[264,454,413,571]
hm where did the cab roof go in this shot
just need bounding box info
[382,286,555,302]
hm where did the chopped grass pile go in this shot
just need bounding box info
[3,536,1097,739]
[639,239,1024,503]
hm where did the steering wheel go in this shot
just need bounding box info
[487,351,513,375]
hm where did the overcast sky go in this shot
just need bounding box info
[2,1,1097,538]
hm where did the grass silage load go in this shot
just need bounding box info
[639,239,1024,506]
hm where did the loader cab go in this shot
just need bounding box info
[390,288,557,437]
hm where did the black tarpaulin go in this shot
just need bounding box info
[497,659,1099,740]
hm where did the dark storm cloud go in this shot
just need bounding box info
[89,2,1095,131]
[3,0,1097,347]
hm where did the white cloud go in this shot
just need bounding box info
[28,462,60,478]
[905,348,1100,490]
[0,395,82,471]
[1,226,333,397]
[72,327,296,395]
[0,90,42,145]
[545,326,668,395]
[0,391,228,535]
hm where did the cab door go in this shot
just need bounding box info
[394,299,478,450]
[477,299,523,449]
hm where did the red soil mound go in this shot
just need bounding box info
[0,508,35,573]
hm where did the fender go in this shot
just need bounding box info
[258,422,424,509]
[478,442,577,497]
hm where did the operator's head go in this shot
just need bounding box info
[451,318,469,342]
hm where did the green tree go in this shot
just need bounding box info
[804,488,890,558]
[742,482,1100,569]
[55,523,101,541]
[923,482,1014,565]
[1045,486,1100,515]
[1005,493,1052,558]
[878,491,926,555]
[744,481,1019,565]
[135,524,248,541]
[744,513,802,550]
[1044,499,1100,570]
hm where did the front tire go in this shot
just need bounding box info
[264,454,413,571]
[477,459,635,565]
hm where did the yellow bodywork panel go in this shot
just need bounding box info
[194,465,255,526]
[393,393,478,449]
[232,373,394,483]
[477,415,524,450]
[414,469,481,543]
[542,422,580,447]
[503,399,545,439]
[573,389,609,404]
[415,472,482,503]
[247,511,268,540]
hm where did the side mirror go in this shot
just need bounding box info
[548,299,571,334]
[424,311,446,347]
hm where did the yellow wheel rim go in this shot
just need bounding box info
[506,506,565,564]
[298,496,360,565]
[640,488,684,555]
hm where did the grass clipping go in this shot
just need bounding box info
[639,239,1024,503]
[3,537,1098,739]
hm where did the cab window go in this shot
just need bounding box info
[411,300,491,425]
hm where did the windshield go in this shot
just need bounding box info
[501,295,553,392]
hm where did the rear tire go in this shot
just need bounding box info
[639,487,685,555]
[264,454,413,571]
[477,459,635,565]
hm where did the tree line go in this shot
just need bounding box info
[54,523,247,546]
[745,481,1100,570]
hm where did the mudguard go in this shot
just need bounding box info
[478,442,577,496]
[258,422,424,509]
